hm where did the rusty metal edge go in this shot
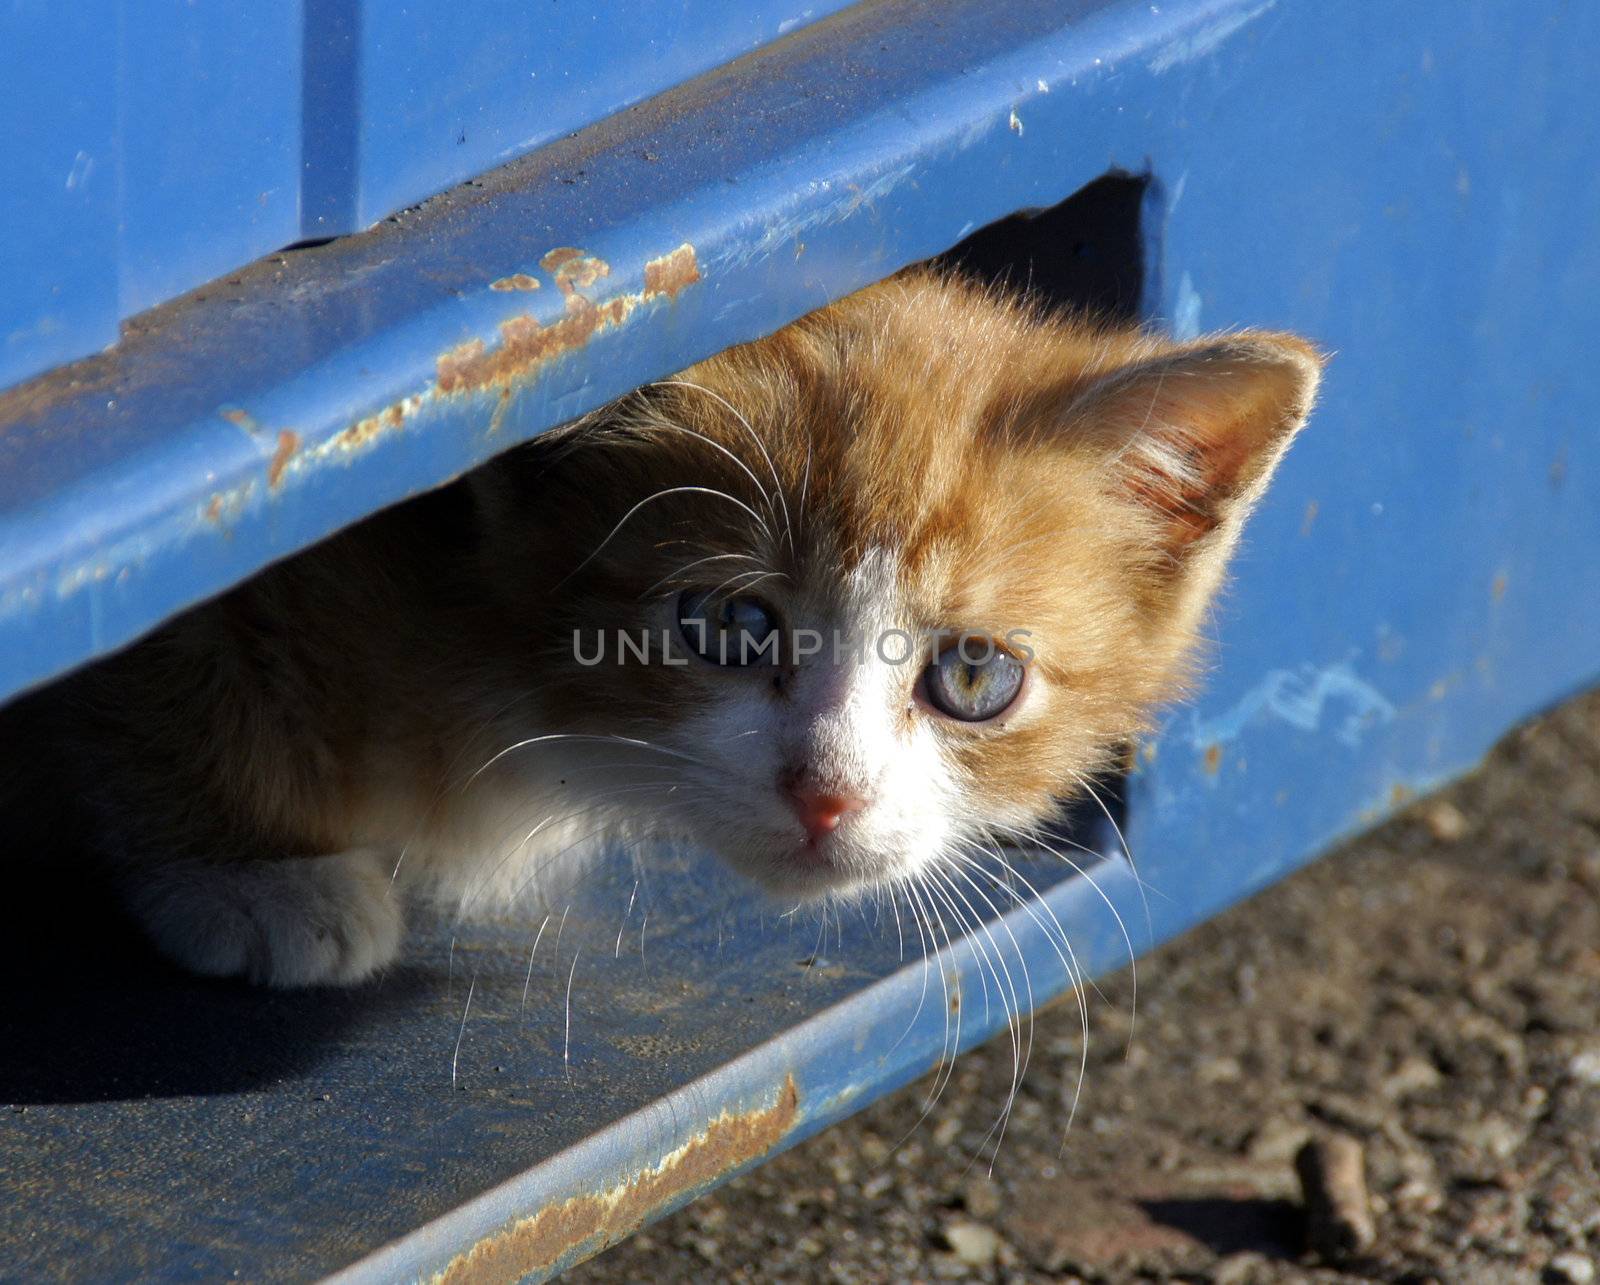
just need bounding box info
[329,854,1144,1284]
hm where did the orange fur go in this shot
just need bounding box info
[0,268,1321,986]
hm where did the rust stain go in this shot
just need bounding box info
[487,385,513,436]
[541,247,611,295]
[1202,743,1223,775]
[490,273,542,292]
[229,244,699,497]
[335,400,411,453]
[642,244,700,299]
[436,244,701,398]
[1490,570,1509,602]
[267,430,299,490]
[434,1074,798,1284]
[205,495,223,523]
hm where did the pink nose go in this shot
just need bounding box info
[784,783,864,844]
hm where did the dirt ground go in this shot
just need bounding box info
[567,688,1600,1284]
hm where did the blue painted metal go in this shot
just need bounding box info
[0,3,120,388]
[2,0,1599,1279]
[0,0,855,389]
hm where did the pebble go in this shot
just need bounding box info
[1197,1055,1243,1084]
[1422,799,1469,842]
[1460,1115,1525,1161]
[1296,1134,1376,1259]
[940,1219,1002,1267]
[1566,1047,1600,1087]
[1212,1251,1273,1285]
[1383,1055,1445,1100]
[1549,1252,1596,1284]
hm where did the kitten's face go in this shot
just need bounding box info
[479,272,1320,900]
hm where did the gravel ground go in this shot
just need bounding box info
[567,687,1600,1284]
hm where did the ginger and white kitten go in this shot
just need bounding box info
[0,270,1320,987]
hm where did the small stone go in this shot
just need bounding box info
[1548,1252,1596,1284]
[1296,1134,1376,1260]
[1213,1251,1273,1285]
[1393,1178,1444,1214]
[1383,1055,1445,1100]
[1460,1115,1525,1161]
[1197,1055,1243,1084]
[1421,799,1469,842]
[941,1218,1002,1267]
[1567,1047,1600,1086]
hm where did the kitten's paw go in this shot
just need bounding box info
[132,850,404,987]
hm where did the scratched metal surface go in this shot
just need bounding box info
[3,0,1600,1279]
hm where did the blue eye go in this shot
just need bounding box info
[922,638,1025,722]
[677,590,781,666]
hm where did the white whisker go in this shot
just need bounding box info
[556,485,771,588]
[655,379,794,557]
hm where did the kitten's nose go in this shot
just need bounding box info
[783,781,865,844]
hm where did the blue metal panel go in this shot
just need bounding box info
[117,2,306,316]
[0,3,120,389]
[0,0,858,388]
[1122,0,1600,962]
[2,0,1599,1279]
[308,0,861,235]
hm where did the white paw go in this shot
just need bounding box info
[130,850,405,987]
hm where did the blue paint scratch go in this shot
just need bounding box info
[1189,659,1396,750]
[1173,270,1203,340]
[1147,0,1277,74]
[718,164,918,270]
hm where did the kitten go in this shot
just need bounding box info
[0,270,1320,987]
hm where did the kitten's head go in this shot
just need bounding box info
[477,271,1320,899]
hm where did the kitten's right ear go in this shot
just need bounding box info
[1046,332,1323,563]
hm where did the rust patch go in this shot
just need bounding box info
[435,244,701,398]
[642,244,700,299]
[541,247,611,294]
[204,495,223,523]
[267,430,299,490]
[1491,570,1509,602]
[434,1074,798,1284]
[336,400,411,453]
[490,273,542,292]
[1202,744,1223,775]
[220,407,259,433]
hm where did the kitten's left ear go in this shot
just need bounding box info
[1059,332,1323,566]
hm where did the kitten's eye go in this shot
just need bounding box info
[922,639,1025,722]
[677,590,782,666]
